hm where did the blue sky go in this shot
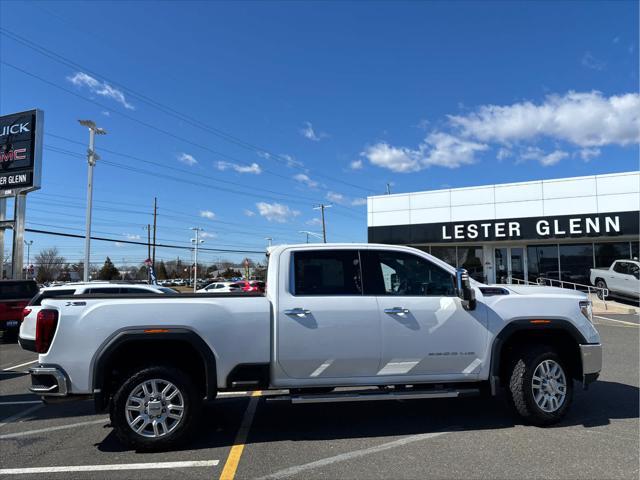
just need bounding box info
[1,1,638,268]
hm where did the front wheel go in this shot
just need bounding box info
[508,346,573,426]
[111,366,202,451]
[595,279,607,300]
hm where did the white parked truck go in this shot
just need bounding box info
[22,244,602,451]
[590,259,640,300]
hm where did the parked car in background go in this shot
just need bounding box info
[590,260,640,300]
[18,282,176,350]
[241,280,266,293]
[0,280,38,334]
[196,281,242,293]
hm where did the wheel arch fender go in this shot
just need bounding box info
[91,327,218,411]
[489,318,588,394]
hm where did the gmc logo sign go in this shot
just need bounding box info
[0,148,27,163]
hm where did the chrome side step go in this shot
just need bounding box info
[268,387,480,404]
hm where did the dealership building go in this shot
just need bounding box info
[367,171,639,286]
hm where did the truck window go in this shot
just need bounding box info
[293,250,362,295]
[629,263,640,279]
[613,262,629,274]
[361,250,455,296]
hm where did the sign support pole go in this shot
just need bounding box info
[0,197,6,279]
[11,192,26,279]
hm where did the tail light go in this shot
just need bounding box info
[22,308,32,322]
[35,309,58,354]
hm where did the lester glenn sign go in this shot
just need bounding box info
[0,109,43,194]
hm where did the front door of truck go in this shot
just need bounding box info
[276,249,381,380]
[362,249,489,378]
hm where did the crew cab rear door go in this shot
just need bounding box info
[361,249,489,378]
[275,248,381,379]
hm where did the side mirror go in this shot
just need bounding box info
[456,268,476,311]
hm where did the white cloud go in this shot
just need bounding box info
[521,147,569,166]
[114,242,124,248]
[300,121,328,141]
[67,72,134,110]
[351,197,367,206]
[217,161,262,174]
[497,147,512,161]
[124,233,141,240]
[362,132,487,173]
[101,110,110,117]
[581,51,606,71]
[326,191,346,204]
[200,232,217,239]
[448,91,640,148]
[243,209,256,217]
[349,159,363,170]
[281,154,303,168]
[293,173,318,188]
[306,217,322,226]
[178,153,198,166]
[256,202,300,223]
[200,210,216,219]
[578,148,601,161]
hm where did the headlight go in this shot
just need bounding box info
[579,300,593,323]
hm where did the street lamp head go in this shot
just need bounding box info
[78,120,107,135]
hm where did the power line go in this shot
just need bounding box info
[0,27,375,194]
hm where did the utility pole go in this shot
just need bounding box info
[313,204,332,243]
[144,224,151,283]
[78,119,107,282]
[24,240,33,279]
[191,227,204,293]
[386,183,392,195]
[264,237,273,248]
[152,197,157,268]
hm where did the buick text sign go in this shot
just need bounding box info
[368,211,639,244]
[0,109,43,194]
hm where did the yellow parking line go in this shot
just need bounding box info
[219,391,261,480]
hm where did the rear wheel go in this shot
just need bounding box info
[111,366,202,451]
[507,346,573,426]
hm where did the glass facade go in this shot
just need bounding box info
[414,240,635,286]
[527,245,560,282]
[559,244,594,286]
[595,242,631,267]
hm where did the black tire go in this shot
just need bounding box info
[595,279,607,300]
[507,345,573,426]
[110,366,202,451]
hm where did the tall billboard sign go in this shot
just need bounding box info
[0,109,43,194]
[0,109,44,279]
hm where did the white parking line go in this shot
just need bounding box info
[0,401,41,406]
[0,404,43,428]
[0,417,108,439]
[1,360,37,371]
[255,431,451,479]
[0,460,220,475]
[594,315,639,327]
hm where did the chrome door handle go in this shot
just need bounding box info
[284,308,311,316]
[384,307,410,315]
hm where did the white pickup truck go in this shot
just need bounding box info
[590,259,640,299]
[22,244,602,451]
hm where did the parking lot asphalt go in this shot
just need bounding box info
[1,313,638,480]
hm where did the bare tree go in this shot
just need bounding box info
[34,247,66,283]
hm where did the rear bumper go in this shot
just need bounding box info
[29,366,68,397]
[580,343,602,387]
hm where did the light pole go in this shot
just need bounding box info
[191,227,203,292]
[24,240,33,279]
[313,204,332,243]
[265,237,273,248]
[78,120,107,282]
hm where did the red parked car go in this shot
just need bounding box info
[0,280,38,333]
[237,280,266,293]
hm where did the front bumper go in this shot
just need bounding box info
[580,343,602,387]
[29,366,68,397]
